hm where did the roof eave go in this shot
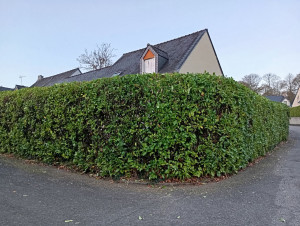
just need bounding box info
[205,29,224,76]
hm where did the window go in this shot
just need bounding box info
[144,58,155,73]
[142,49,155,73]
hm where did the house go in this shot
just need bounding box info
[31,68,82,87]
[0,85,27,92]
[265,95,291,106]
[14,85,27,90]
[31,29,223,87]
[0,86,13,92]
[292,87,300,107]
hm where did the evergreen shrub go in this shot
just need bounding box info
[0,73,289,179]
[290,105,300,117]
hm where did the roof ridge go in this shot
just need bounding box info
[122,29,207,56]
[44,67,80,79]
[42,76,55,87]
[150,45,168,55]
[70,66,112,78]
[35,67,80,87]
[154,29,206,47]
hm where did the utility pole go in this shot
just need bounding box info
[19,75,26,85]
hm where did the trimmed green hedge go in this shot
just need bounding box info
[0,73,289,179]
[290,106,300,117]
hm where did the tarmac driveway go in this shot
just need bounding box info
[0,126,299,226]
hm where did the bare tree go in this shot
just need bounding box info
[273,80,286,95]
[261,73,280,96]
[240,74,261,93]
[293,73,300,92]
[77,43,116,71]
[286,73,295,92]
[283,73,296,101]
[240,72,299,100]
[262,73,280,88]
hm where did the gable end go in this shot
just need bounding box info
[143,50,155,60]
[178,30,223,76]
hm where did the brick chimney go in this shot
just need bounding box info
[38,75,43,81]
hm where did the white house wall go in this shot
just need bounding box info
[292,88,300,107]
[179,32,223,76]
[282,98,291,107]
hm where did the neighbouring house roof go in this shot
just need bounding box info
[31,68,81,87]
[0,86,13,91]
[15,85,27,90]
[265,95,286,103]
[59,66,113,84]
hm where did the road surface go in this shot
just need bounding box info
[1,126,299,225]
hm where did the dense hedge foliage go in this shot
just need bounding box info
[0,73,289,180]
[290,105,300,117]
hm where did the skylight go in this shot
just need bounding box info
[112,71,122,77]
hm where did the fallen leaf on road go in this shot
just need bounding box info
[138,216,143,220]
[64,220,73,223]
[279,218,285,222]
[177,216,181,219]
[23,195,28,197]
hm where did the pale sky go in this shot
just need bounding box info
[0,0,299,88]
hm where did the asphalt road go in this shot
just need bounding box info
[0,126,299,226]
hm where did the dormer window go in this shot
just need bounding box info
[143,50,155,73]
[140,44,169,74]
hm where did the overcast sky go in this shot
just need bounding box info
[0,0,299,88]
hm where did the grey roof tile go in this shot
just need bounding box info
[0,86,13,91]
[31,68,81,87]
[15,85,27,90]
[150,45,169,59]
[265,95,285,103]
[60,66,112,83]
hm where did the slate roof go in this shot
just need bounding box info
[60,66,112,84]
[265,95,285,103]
[112,29,207,75]
[15,85,27,90]
[31,68,81,87]
[30,29,223,86]
[150,45,169,59]
[0,86,13,91]
[57,29,209,83]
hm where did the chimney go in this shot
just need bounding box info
[38,75,43,81]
